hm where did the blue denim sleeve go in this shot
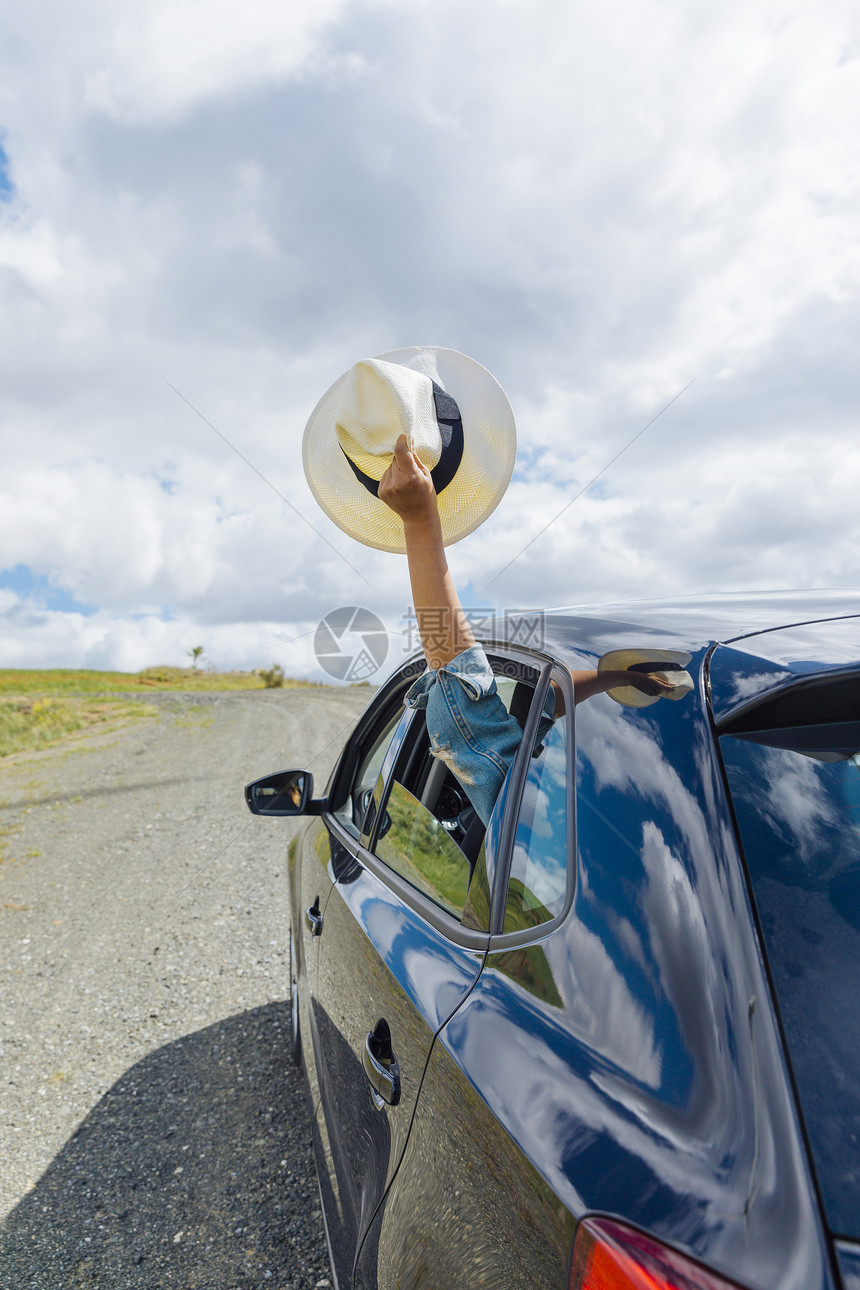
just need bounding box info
[403,644,525,825]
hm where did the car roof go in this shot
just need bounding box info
[540,589,859,646]
[491,591,860,719]
[377,591,858,713]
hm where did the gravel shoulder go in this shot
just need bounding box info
[0,685,372,1288]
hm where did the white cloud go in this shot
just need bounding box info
[0,0,858,673]
[84,0,356,124]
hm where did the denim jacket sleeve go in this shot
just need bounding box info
[403,644,525,826]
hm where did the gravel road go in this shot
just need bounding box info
[0,685,372,1289]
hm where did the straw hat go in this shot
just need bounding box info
[302,346,517,553]
[598,649,695,708]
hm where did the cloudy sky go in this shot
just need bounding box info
[1,0,858,681]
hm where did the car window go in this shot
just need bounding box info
[720,723,860,1237]
[375,780,472,918]
[332,706,406,836]
[369,663,539,921]
[503,687,572,933]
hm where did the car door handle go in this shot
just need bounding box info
[363,1019,401,1107]
[306,901,323,938]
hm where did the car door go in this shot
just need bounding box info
[305,651,545,1288]
[356,657,576,1289]
[292,683,411,1279]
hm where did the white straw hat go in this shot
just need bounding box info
[598,649,695,708]
[302,346,517,553]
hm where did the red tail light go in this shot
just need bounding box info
[570,1217,744,1290]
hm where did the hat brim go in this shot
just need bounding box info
[302,346,517,554]
[598,649,694,708]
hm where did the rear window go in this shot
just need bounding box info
[720,721,860,1237]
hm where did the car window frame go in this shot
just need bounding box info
[486,659,576,946]
[323,658,425,832]
[323,645,563,950]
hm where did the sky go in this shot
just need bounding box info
[1,0,858,682]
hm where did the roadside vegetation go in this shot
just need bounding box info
[0,696,156,759]
[0,666,317,697]
[0,666,319,758]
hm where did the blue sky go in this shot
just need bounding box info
[0,566,96,615]
[0,144,12,200]
[0,0,858,677]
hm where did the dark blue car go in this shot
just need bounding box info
[246,591,860,1290]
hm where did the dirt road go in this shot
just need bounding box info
[0,685,371,1289]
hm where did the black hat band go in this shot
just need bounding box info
[340,382,464,499]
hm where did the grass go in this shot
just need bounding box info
[0,666,321,760]
[376,781,471,916]
[0,666,318,696]
[0,696,157,759]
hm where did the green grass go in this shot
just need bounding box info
[0,696,157,759]
[376,781,471,916]
[0,666,321,759]
[0,666,319,696]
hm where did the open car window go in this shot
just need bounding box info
[331,704,409,837]
[368,658,542,922]
[375,780,473,918]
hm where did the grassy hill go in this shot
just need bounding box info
[0,667,316,758]
[0,666,315,696]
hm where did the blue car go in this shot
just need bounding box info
[246,591,860,1290]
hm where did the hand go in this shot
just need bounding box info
[626,671,679,697]
[378,435,438,525]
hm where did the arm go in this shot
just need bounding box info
[378,435,475,671]
[552,669,678,715]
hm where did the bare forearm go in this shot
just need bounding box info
[570,670,617,704]
[550,671,613,714]
[378,434,477,672]
[403,513,475,671]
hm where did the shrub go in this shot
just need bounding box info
[259,664,285,689]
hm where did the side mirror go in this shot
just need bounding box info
[245,769,318,816]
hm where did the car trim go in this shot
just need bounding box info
[487,660,577,947]
[722,608,860,646]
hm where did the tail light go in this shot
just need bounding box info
[570,1217,744,1290]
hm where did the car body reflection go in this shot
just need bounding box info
[247,594,859,1290]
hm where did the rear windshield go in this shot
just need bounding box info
[720,723,860,1238]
